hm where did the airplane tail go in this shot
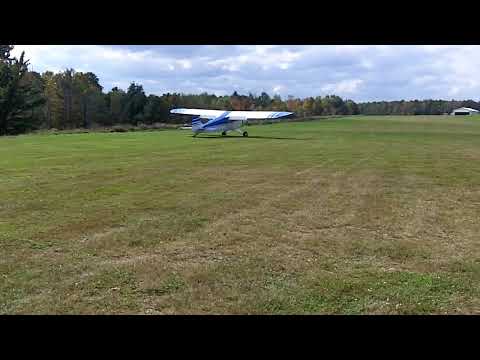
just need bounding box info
[191,117,203,132]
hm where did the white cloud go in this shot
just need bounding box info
[322,79,363,94]
[449,86,461,96]
[176,59,192,69]
[9,45,480,101]
[412,75,437,86]
[207,46,302,72]
[272,85,285,94]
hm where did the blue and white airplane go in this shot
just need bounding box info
[170,108,293,137]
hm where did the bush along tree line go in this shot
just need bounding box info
[2,45,480,136]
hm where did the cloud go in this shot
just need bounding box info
[272,85,285,94]
[322,79,363,95]
[10,45,480,101]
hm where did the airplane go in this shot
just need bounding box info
[170,108,293,137]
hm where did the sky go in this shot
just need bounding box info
[11,45,480,102]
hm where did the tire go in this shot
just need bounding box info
[221,131,227,136]
[243,131,248,137]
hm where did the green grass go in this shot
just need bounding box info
[1,115,480,314]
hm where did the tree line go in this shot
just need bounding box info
[358,99,480,115]
[1,45,479,135]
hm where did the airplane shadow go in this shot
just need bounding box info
[194,135,313,141]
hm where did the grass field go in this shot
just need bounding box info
[1,115,480,314]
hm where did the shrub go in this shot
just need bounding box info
[111,124,131,132]
[152,122,165,129]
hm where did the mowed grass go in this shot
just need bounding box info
[1,115,480,314]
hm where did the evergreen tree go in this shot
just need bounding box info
[73,72,104,128]
[0,45,45,135]
[144,95,169,124]
[123,82,147,124]
[106,87,126,125]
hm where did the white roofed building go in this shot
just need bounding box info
[451,107,480,115]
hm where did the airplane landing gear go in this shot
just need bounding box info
[242,131,249,137]
[221,131,227,136]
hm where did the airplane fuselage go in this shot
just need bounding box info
[192,111,249,136]
[194,120,246,134]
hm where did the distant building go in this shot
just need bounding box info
[451,107,480,115]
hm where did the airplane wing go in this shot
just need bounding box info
[170,108,293,120]
[228,111,293,120]
[170,108,226,119]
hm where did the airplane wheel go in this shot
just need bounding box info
[221,131,227,136]
[243,131,248,137]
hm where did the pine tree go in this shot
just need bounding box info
[73,72,103,128]
[0,45,45,135]
[123,83,147,124]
